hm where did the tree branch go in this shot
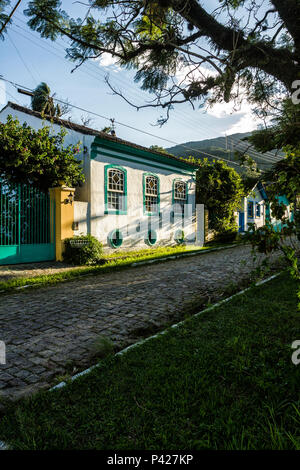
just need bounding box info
[0,0,22,35]
[270,0,300,55]
[172,0,297,90]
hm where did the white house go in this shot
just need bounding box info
[0,102,202,252]
[236,181,294,233]
[236,182,267,233]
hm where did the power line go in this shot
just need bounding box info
[8,16,282,164]
[1,75,247,167]
[2,20,282,168]
[225,133,281,161]
[8,12,285,166]
[7,32,37,85]
[9,16,247,141]
[3,88,22,105]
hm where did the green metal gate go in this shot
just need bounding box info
[0,180,55,265]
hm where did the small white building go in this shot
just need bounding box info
[0,102,202,252]
[236,182,267,233]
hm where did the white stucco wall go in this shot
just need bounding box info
[90,152,197,250]
[74,201,89,236]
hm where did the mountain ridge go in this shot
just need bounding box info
[166,131,282,172]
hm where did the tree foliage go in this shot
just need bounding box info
[0,115,84,191]
[247,100,300,151]
[245,147,300,307]
[149,145,168,153]
[31,82,62,117]
[264,147,300,217]
[0,0,20,39]
[3,0,295,126]
[195,158,245,233]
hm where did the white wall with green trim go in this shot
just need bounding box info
[1,104,201,251]
[90,148,197,250]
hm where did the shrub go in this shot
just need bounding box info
[215,230,238,244]
[63,235,104,265]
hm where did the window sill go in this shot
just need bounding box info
[105,210,127,215]
[143,210,160,216]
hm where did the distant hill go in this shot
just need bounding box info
[166,132,283,173]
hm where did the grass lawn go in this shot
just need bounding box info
[0,242,235,294]
[0,272,299,450]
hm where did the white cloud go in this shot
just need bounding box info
[207,100,259,134]
[94,53,120,70]
[175,64,261,134]
[223,111,258,135]
[175,63,217,86]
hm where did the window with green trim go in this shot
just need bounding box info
[144,175,159,214]
[173,180,187,215]
[105,166,127,214]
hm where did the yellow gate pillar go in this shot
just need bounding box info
[49,186,75,261]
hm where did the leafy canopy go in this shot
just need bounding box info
[0,0,297,126]
[245,146,300,307]
[0,115,84,191]
[247,100,300,152]
[195,158,245,232]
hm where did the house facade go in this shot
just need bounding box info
[0,102,202,259]
[236,182,293,233]
[236,182,267,233]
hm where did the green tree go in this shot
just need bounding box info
[31,82,62,117]
[247,100,300,152]
[0,115,84,191]
[195,158,245,233]
[11,0,299,125]
[246,147,300,307]
[149,145,168,153]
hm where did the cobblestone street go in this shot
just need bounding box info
[0,261,81,283]
[0,245,281,400]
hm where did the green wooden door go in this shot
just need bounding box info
[0,181,55,265]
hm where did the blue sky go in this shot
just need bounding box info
[0,0,260,149]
